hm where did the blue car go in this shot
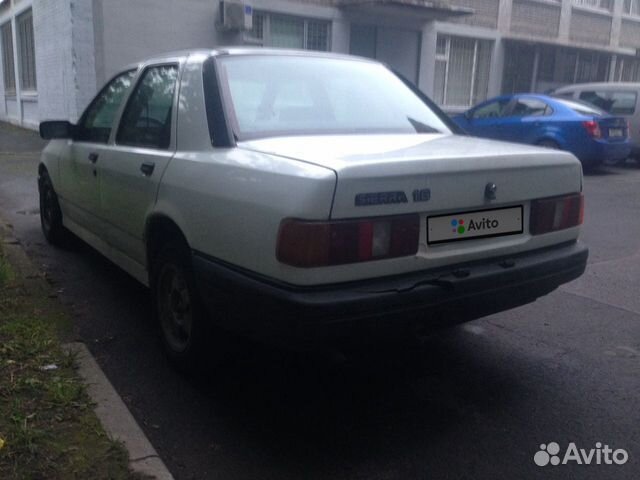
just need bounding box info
[453,94,630,167]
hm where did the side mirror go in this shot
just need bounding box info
[39,121,74,140]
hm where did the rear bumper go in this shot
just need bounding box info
[578,140,630,165]
[192,241,588,340]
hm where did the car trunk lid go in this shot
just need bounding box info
[596,116,628,142]
[239,134,582,220]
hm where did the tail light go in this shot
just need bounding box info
[277,214,420,267]
[530,193,584,235]
[582,120,601,139]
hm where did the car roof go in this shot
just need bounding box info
[135,47,379,68]
[554,82,640,92]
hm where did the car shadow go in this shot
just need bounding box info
[32,229,568,479]
[583,165,623,176]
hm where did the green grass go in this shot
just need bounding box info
[0,244,145,479]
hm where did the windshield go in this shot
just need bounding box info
[216,55,452,140]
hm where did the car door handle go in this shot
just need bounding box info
[140,162,155,176]
[88,152,99,163]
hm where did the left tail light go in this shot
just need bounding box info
[582,120,602,139]
[277,214,420,268]
[530,193,584,235]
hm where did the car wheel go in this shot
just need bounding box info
[537,139,560,150]
[152,242,211,371]
[39,170,70,247]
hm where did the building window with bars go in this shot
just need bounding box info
[1,21,15,95]
[572,0,614,11]
[623,0,640,15]
[433,35,492,109]
[614,56,640,81]
[17,9,36,92]
[245,11,330,51]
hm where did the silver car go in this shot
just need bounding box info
[38,49,588,369]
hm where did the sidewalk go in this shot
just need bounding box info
[0,122,173,479]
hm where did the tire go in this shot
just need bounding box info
[152,242,213,372]
[39,170,71,247]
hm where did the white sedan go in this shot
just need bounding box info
[38,48,588,368]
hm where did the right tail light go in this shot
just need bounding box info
[530,193,584,235]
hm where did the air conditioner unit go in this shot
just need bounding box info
[219,1,253,31]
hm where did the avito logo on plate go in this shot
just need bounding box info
[428,206,523,244]
[450,217,500,235]
[534,442,629,467]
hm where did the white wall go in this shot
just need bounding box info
[33,0,74,122]
[94,0,238,87]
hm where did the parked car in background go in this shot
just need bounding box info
[552,82,640,159]
[38,49,588,369]
[453,94,630,168]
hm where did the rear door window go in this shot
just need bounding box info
[579,91,637,115]
[509,98,551,117]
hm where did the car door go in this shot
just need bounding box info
[98,63,180,266]
[58,70,136,235]
[461,97,512,140]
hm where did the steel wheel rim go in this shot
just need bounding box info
[158,263,193,353]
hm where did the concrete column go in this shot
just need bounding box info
[609,54,618,80]
[331,17,350,54]
[610,0,624,47]
[418,21,437,96]
[497,0,512,33]
[558,0,572,41]
[487,38,505,97]
[10,15,21,123]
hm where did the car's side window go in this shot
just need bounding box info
[510,98,549,118]
[75,70,136,143]
[471,99,509,120]
[116,64,179,150]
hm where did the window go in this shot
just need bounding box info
[471,99,510,119]
[76,70,136,143]
[117,65,178,149]
[573,0,613,11]
[217,56,451,140]
[245,12,330,51]
[624,0,640,15]
[1,21,15,95]
[17,10,36,91]
[504,45,610,94]
[555,98,606,116]
[433,35,492,108]
[579,91,637,115]
[510,98,551,117]
[613,56,640,82]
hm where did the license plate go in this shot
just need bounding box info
[427,206,523,245]
[609,128,623,138]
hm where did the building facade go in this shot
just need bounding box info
[2,0,640,128]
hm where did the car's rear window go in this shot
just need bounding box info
[578,90,637,115]
[216,55,452,140]
[554,98,608,116]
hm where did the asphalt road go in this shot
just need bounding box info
[0,122,639,480]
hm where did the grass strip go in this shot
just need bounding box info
[0,242,145,479]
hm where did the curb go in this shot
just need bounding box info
[0,220,174,480]
[65,343,174,480]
